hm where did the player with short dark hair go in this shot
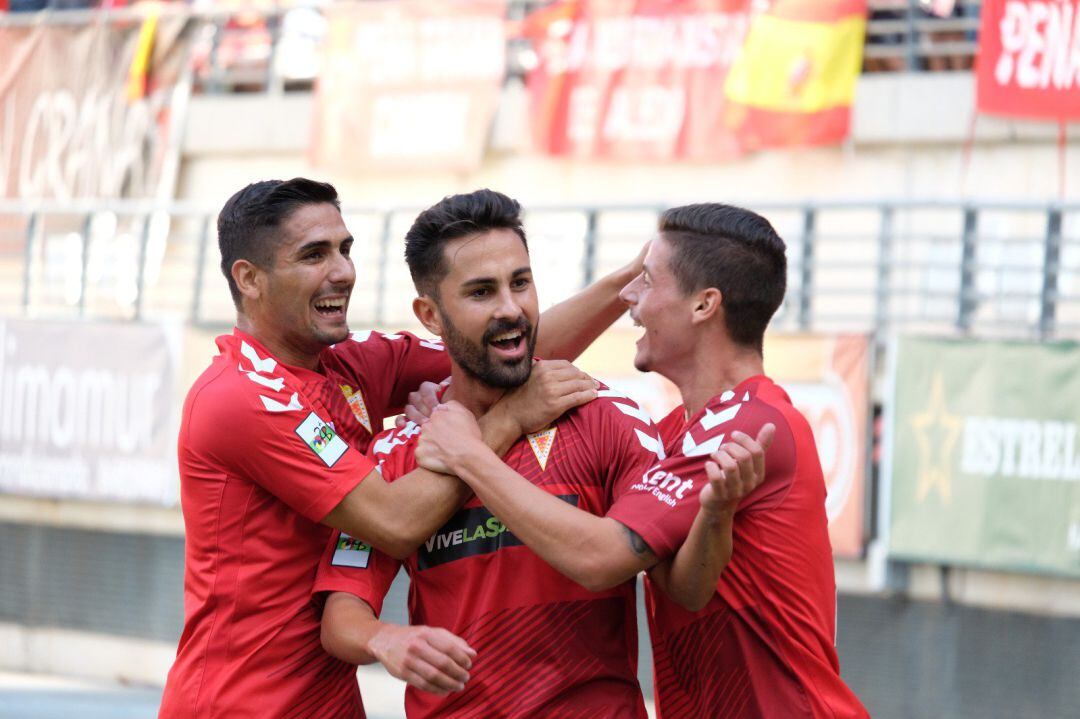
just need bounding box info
[158,178,644,719]
[314,189,765,718]
[658,203,786,352]
[419,202,868,718]
[217,177,341,306]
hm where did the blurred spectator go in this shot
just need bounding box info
[920,0,975,71]
[864,2,908,73]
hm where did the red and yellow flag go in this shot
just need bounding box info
[523,0,867,160]
[723,0,867,149]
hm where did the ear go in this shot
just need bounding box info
[412,295,443,336]
[690,287,722,325]
[232,259,263,305]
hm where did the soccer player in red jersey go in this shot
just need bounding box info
[315,190,763,718]
[419,204,869,718]
[158,179,642,719]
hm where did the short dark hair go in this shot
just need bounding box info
[404,189,528,297]
[659,204,786,352]
[217,177,340,306]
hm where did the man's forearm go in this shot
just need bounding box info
[321,593,382,665]
[650,508,733,612]
[329,406,526,558]
[452,445,643,592]
[536,263,636,361]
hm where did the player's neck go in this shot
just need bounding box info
[442,366,505,418]
[235,315,322,371]
[675,340,764,417]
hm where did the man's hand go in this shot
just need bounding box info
[396,378,450,429]
[496,360,599,435]
[367,622,476,695]
[699,424,776,519]
[415,401,485,475]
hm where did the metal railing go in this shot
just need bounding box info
[1,199,1077,343]
[864,0,982,72]
[0,1,985,96]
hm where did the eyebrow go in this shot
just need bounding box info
[460,266,532,288]
[294,236,352,255]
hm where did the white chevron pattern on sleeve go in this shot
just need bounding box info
[682,431,726,458]
[635,429,666,460]
[239,341,277,374]
[260,392,303,413]
[701,403,741,431]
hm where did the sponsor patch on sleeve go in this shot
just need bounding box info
[332,533,372,568]
[295,412,349,467]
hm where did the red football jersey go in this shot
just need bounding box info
[608,376,868,719]
[159,329,449,719]
[314,388,666,719]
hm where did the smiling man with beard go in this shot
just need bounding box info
[418,203,868,719]
[313,190,766,718]
[159,178,645,719]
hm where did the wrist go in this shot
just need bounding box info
[453,444,501,487]
[478,403,522,454]
[611,259,640,289]
[700,505,736,526]
[364,621,393,664]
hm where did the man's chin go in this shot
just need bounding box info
[314,324,350,347]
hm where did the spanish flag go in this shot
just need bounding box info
[723,0,866,149]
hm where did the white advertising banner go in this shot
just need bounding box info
[0,318,180,505]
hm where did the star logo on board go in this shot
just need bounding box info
[527,427,557,471]
[340,384,373,434]
[909,372,963,504]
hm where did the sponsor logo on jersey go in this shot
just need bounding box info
[295,412,348,467]
[417,495,579,570]
[340,384,373,434]
[331,533,372,568]
[527,427,556,470]
[628,467,694,507]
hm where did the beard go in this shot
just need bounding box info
[438,309,536,389]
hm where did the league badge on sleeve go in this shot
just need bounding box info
[332,533,372,568]
[295,412,349,467]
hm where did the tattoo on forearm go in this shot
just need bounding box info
[622,524,655,559]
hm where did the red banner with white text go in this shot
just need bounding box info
[976,0,1080,119]
[523,0,866,161]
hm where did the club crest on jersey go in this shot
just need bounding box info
[340,384,373,434]
[527,427,557,471]
[295,412,348,467]
[332,533,371,568]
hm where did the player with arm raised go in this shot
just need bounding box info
[314,190,764,717]
[158,178,642,719]
[419,204,869,718]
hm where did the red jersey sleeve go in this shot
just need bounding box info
[312,428,418,615]
[607,390,791,559]
[313,529,402,617]
[585,388,667,501]
[328,331,450,417]
[187,380,376,524]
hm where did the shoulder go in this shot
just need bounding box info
[571,384,666,459]
[367,422,421,478]
[183,340,315,446]
[326,330,446,366]
[677,379,795,459]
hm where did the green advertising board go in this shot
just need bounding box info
[886,336,1080,577]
